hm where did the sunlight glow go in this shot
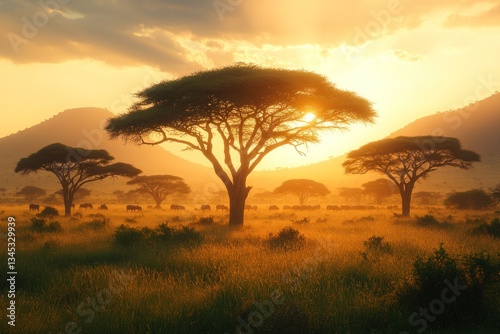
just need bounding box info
[302,112,316,123]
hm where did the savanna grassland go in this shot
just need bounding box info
[1,205,500,334]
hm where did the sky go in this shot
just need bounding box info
[1,0,499,170]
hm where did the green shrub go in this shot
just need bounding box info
[114,223,202,248]
[268,227,305,251]
[472,217,500,238]
[30,218,62,233]
[37,206,59,218]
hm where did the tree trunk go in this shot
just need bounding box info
[228,177,252,226]
[63,187,73,217]
[400,183,414,217]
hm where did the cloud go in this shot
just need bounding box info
[0,0,499,75]
[393,49,423,62]
[446,3,500,28]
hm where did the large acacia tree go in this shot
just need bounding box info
[16,185,46,202]
[274,179,330,205]
[127,175,191,209]
[106,64,374,226]
[15,143,141,216]
[343,136,480,216]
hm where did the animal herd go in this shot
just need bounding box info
[28,203,387,212]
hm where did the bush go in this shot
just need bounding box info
[37,206,59,218]
[444,189,494,210]
[268,227,305,251]
[197,216,215,225]
[472,217,500,238]
[363,235,392,253]
[291,217,309,224]
[114,225,147,247]
[30,218,62,233]
[114,223,202,248]
[415,214,442,227]
[80,218,109,231]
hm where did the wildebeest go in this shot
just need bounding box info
[201,204,211,211]
[99,204,108,210]
[170,204,185,210]
[29,203,40,211]
[244,205,258,210]
[126,205,142,212]
[216,204,229,211]
[79,203,93,209]
[269,205,279,211]
[326,205,340,211]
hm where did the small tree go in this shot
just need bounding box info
[106,64,374,225]
[361,178,398,204]
[491,184,500,206]
[127,175,191,209]
[15,143,141,216]
[444,189,494,210]
[338,187,363,204]
[274,179,330,205]
[343,136,480,216]
[413,191,441,205]
[16,185,46,202]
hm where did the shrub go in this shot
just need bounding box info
[291,217,309,224]
[444,189,494,210]
[471,217,500,238]
[37,206,59,218]
[268,227,305,251]
[415,214,441,227]
[363,235,392,253]
[30,218,62,233]
[114,225,146,247]
[114,223,202,248]
[197,216,215,225]
[80,218,109,231]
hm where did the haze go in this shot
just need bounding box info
[1,0,499,169]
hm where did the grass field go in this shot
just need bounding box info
[1,205,500,334]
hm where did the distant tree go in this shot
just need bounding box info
[15,143,141,216]
[0,188,6,193]
[273,179,330,205]
[127,175,191,209]
[413,191,441,206]
[444,189,494,210]
[338,187,363,204]
[16,185,46,202]
[361,178,398,204]
[491,184,500,206]
[106,64,374,225]
[343,136,480,216]
[55,187,91,203]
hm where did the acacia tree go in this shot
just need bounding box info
[55,187,91,203]
[106,64,374,226]
[491,183,500,206]
[343,136,480,216]
[16,185,46,202]
[127,175,191,208]
[274,179,330,205]
[361,178,398,204]
[15,143,141,216]
[338,187,364,204]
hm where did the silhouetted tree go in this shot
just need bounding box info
[361,178,398,204]
[127,175,191,209]
[343,136,480,216]
[413,191,441,206]
[16,185,46,202]
[106,64,374,225]
[15,143,141,216]
[491,184,500,206]
[55,187,91,203]
[274,179,330,205]
[338,187,363,204]
[444,189,493,210]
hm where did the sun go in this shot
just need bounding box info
[302,112,316,122]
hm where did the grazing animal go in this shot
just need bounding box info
[269,205,279,211]
[326,205,340,211]
[126,205,142,212]
[99,204,108,210]
[171,204,186,211]
[79,203,93,209]
[201,204,211,211]
[29,203,40,211]
[244,205,258,210]
[216,204,229,211]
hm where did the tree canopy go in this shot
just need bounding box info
[343,136,480,216]
[274,179,330,205]
[15,143,141,216]
[106,64,374,225]
[444,189,494,210]
[16,185,46,202]
[127,175,191,208]
[361,178,398,204]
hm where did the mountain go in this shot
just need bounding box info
[0,108,215,197]
[251,93,500,194]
